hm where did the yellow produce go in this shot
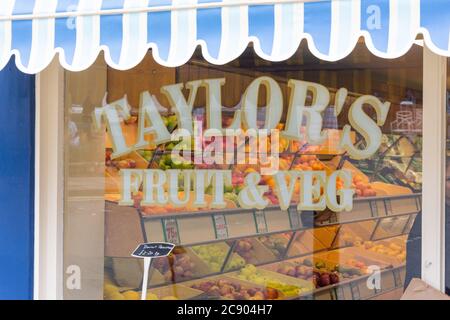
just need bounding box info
[192,244,246,271]
[358,240,407,261]
[161,296,179,300]
[109,292,125,300]
[104,284,120,300]
[146,293,159,300]
[122,291,140,300]
[236,264,309,297]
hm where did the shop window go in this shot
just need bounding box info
[62,41,423,300]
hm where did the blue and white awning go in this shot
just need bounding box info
[1,0,450,74]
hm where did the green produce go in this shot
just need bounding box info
[158,154,194,170]
[224,192,239,206]
[138,150,153,162]
[258,235,288,257]
[192,244,245,272]
[162,115,178,132]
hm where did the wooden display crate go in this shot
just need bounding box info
[257,233,292,258]
[319,247,393,271]
[154,247,212,282]
[344,243,405,266]
[333,220,377,248]
[229,268,315,298]
[183,275,284,300]
[141,284,203,300]
[234,238,278,266]
[353,247,403,267]
[261,255,363,285]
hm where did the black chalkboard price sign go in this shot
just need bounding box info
[131,242,176,300]
[131,242,175,258]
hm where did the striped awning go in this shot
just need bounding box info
[1,0,450,74]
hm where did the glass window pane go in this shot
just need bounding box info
[63,42,423,300]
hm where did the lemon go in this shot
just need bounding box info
[122,291,140,300]
[104,284,118,293]
[146,293,159,300]
[109,292,125,300]
[104,284,119,299]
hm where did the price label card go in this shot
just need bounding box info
[131,242,175,258]
[254,210,268,234]
[162,218,180,244]
[213,214,228,240]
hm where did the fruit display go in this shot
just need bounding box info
[192,244,246,272]
[157,154,194,170]
[351,174,377,197]
[344,259,369,274]
[356,240,407,261]
[287,128,355,155]
[374,159,421,192]
[271,257,363,289]
[145,293,179,300]
[103,112,420,300]
[104,283,128,300]
[140,203,188,215]
[223,192,239,206]
[152,250,197,282]
[106,157,137,170]
[190,278,280,300]
[258,234,290,258]
[233,239,255,262]
[137,149,154,162]
[253,154,329,205]
[348,134,422,192]
[379,135,417,157]
[230,238,277,265]
[234,264,312,297]
[103,282,201,300]
[292,155,327,171]
[337,231,364,247]
[162,114,178,132]
[326,157,382,198]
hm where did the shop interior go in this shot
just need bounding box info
[63,40,424,300]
